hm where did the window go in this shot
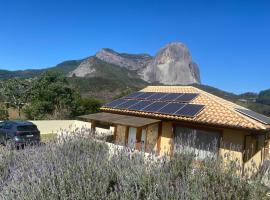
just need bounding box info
[4,123,13,129]
[17,125,38,131]
[127,127,137,148]
[174,126,221,159]
[0,122,4,128]
[244,134,265,162]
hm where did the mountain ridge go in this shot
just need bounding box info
[0,42,201,85]
[0,42,269,117]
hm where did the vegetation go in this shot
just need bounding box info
[258,89,270,105]
[23,71,80,119]
[0,105,8,120]
[0,78,32,117]
[0,132,269,199]
[192,84,239,101]
[75,98,101,116]
[22,71,102,119]
[0,60,81,80]
[0,71,102,120]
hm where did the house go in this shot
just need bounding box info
[79,86,270,173]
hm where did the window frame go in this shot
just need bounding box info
[172,122,223,159]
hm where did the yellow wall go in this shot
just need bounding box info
[30,120,113,135]
[115,125,126,145]
[30,120,92,135]
[243,134,265,175]
[243,149,262,177]
[159,122,173,156]
[219,129,245,168]
[145,124,159,153]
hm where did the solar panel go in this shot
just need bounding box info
[175,104,205,117]
[128,100,153,111]
[142,101,168,112]
[136,92,155,99]
[157,103,186,114]
[235,108,270,125]
[175,93,199,102]
[125,92,144,99]
[160,93,183,101]
[115,100,140,109]
[104,99,128,108]
[146,92,168,100]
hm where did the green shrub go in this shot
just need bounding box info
[0,105,8,120]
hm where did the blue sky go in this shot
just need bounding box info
[0,0,269,94]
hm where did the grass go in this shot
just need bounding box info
[0,131,269,199]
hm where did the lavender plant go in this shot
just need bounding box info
[0,130,269,200]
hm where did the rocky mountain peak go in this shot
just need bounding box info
[97,48,118,55]
[68,41,200,85]
[68,56,97,78]
[142,42,200,85]
[156,42,190,63]
[95,48,152,70]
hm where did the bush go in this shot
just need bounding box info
[0,105,8,120]
[0,132,269,199]
[75,98,102,116]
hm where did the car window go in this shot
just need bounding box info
[0,122,4,128]
[4,123,13,129]
[17,125,38,131]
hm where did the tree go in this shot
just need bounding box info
[257,89,270,105]
[75,98,101,116]
[24,71,80,120]
[0,78,31,118]
[0,104,8,120]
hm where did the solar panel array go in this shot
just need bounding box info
[104,98,205,118]
[125,92,199,102]
[235,108,270,125]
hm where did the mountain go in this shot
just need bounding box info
[0,60,82,80]
[142,42,200,84]
[96,48,153,71]
[0,42,200,86]
[68,42,200,85]
[0,42,269,116]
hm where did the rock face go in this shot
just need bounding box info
[142,42,200,84]
[96,48,152,70]
[68,57,97,77]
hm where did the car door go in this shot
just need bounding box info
[3,122,13,140]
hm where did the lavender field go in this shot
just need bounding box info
[0,132,269,200]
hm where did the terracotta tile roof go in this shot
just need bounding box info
[101,86,270,131]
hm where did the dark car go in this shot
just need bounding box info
[0,121,40,149]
